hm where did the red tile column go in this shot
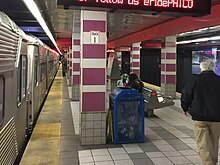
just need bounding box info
[131,42,141,76]
[72,11,81,101]
[67,48,72,85]
[80,10,107,145]
[161,36,176,98]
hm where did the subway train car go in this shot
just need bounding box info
[0,12,59,165]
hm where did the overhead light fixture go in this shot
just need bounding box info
[22,0,61,54]
[177,35,220,44]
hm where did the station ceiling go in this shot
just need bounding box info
[0,0,220,52]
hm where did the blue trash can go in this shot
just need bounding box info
[109,87,144,144]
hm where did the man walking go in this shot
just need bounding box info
[181,60,220,165]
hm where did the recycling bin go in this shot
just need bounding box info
[109,87,144,144]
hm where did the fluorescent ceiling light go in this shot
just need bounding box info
[177,35,220,44]
[22,0,61,54]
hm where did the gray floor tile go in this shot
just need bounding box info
[159,133,177,139]
[60,158,79,165]
[61,135,75,140]
[151,157,173,165]
[95,161,114,165]
[114,159,134,165]
[129,153,148,159]
[140,145,160,152]
[165,138,185,145]
[175,126,195,138]
[139,143,160,152]
[146,152,165,158]
[108,148,126,155]
[61,145,78,152]
[111,154,130,160]
[170,144,192,151]
[168,156,191,164]
[150,126,166,131]
[60,151,79,158]
[132,158,154,165]
[93,155,112,162]
[169,106,183,113]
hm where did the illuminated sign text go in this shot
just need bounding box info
[90,0,194,9]
[58,0,211,16]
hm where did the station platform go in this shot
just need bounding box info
[20,69,220,165]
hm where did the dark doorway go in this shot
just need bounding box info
[140,48,161,86]
[121,51,130,74]
[177,46,193,92]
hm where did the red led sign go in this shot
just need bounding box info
[82,0,194,9]
[58,0,211,16]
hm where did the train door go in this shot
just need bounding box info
[121,51,130,74]
[140,48,161,86]
[15,41,28,153]
[26,44,36,132]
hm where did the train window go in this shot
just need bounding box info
[17,55,27,104]
[41,62,46,81]
[51,60,54,71]
[0,77,5,125]
[21,56,27,99]
[34,47,39,86]
[17,57,22,103]
[48,60,53,73]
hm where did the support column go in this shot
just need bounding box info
[131,42,141,76]
[67,48,72,85]
[161,36,176,98]
[80,10,107,145]
[116,51,122,70]
[72,11,81,101]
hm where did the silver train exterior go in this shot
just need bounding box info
[0,12,59,165]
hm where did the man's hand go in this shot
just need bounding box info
[184,111,190,116]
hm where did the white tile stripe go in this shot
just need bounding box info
[73,71,80,75]
[82,59,106,68]
[116,52,122,56]
[132,50,140,54]
[70,101,80,135]
[72,33,80,40]
[132,59,140,63]
[83,10,107,21]
[132,42,141,47]
[161,47,176,54]
[73,59,81,63]
[161,59,176,64]
[166,36,177,42]
[72,46,80,51]
[161,71,176,75]
[82,85,106,92]
[132,67,140,70]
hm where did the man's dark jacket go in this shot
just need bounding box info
[181,71,220,122]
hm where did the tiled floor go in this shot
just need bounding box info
[60,83,220,165]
